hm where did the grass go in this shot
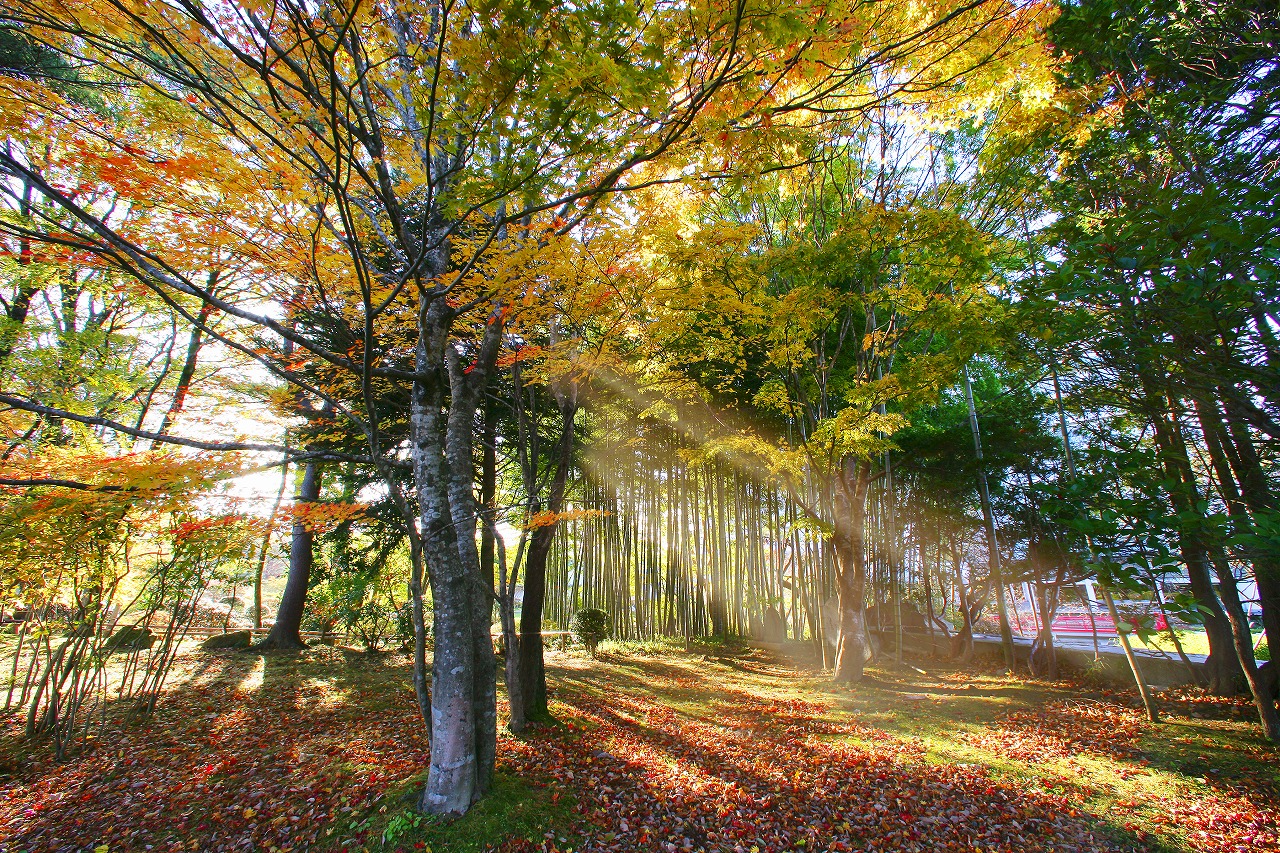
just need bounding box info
[1130,628,1269,660]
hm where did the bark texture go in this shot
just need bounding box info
[515,390,577,722]
[412,290,504,815]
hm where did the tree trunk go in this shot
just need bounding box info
[1101,585,1159,723]
[412,297,504,815]
[255,448,291,631]
[414,360,478,813]
[496,525,526,733]
[480,400,498,593]
[1142,380,1243,693]
[256,460,320,651]
[509,348,578,724]
[962,364,1016,669]
[832,460,871,684]
[518,528,553,721]
[1031,576,1059,680]
[446,327,501,803]
[950,537,977,662]
[157,290,215,437]
[1210,546,1280,741]
[1217,394,1280,698]
[0,171,38,367]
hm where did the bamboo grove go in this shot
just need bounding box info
[543,416,984,665]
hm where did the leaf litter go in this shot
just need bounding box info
[1,648,1277,853]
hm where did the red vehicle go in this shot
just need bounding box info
[1049,609,1167,639]
[1051,611,1118,639]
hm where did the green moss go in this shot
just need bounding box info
[324,771,573,853]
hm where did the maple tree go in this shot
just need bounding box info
[0,446,256,755]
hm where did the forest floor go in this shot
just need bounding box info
[1,641,1277,853]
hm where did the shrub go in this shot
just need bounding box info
[308,573,404,652]
[301,583,342,638]
[395,602,418,653]
[571,608,610,657]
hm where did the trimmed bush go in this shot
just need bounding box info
[571,608,610,658]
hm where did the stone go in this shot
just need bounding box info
[200,630,252,650]
[102,625,154,653]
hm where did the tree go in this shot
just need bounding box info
[1,0,1058,808]
[1040,0,1279,735]
[503,328,582,729]
[0,447,253,756]
[617,130,1026,681]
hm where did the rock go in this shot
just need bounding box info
[102,625,154,653]
[762,606,786,644]
[201,630,252,650]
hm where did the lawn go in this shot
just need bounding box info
[1129,629,1269,661]
[1,642,1277,853]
